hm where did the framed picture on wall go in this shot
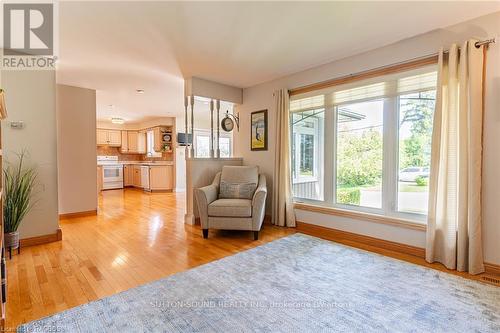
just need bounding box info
[251,109,268,151]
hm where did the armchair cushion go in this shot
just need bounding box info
[219,181,257,199]
[208,199,252,217]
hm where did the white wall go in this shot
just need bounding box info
[57,85,97,215]
[1,70,59,238]
[185,77,243,104]
[234,11,500,265]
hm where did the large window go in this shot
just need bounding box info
[290,67,437,222]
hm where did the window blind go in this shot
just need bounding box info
[290,65,437,112]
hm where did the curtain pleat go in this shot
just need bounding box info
[426,40,485,274]
[272,89,296,227]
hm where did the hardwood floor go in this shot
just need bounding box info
[5,189,294,329]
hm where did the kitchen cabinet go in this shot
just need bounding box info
[108,130,121,146]
[152,126,173,153]
[123,165,134,187]
[149,165,174,191]
[127,131,146,154]
[132,165,142,187]
[97,129,121,146]
[120,131,128,153]
[128,131,138,152]
[97,129,108,145]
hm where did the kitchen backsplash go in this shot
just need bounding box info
[96,146,173,161]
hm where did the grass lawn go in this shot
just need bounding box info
[398,182,428,192]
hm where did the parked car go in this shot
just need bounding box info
[399,167,429,182]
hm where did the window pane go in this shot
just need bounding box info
[195,135,210,158]
[397,90,435,214]
[291,109,324,200]
[336,100,383,208]
[219,137,231,157]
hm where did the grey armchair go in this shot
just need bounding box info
[194,166,267,240]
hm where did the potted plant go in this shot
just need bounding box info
[3,152,37,253]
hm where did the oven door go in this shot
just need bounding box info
[102,165,123,183]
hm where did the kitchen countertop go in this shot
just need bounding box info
[120,161,174,166]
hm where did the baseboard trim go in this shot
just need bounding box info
[59,210,97,220]
[296,221,500,277]
[484,262,500,276]
[20,228,62,247]
[296,221,425,258]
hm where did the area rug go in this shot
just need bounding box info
[18,234,500,332]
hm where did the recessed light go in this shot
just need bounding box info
[136,89,145,94]
[111,117,125,124]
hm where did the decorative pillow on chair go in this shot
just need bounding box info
[219,181,257,199]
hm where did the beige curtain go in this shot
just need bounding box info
[272,89,296,227]
[426,40,485,274]
[0,89,7,119]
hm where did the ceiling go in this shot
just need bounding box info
[56,1,500,122]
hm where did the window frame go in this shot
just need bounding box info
[291,68,437,225]
[290,109,325,201]
[146,130,162,158]
[293,117,319,183]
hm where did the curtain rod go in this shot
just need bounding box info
[289,36,496,96]
[474,37,496,48]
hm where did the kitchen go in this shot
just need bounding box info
[96,119,176,193]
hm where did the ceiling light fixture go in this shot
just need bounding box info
[111,117,125,124]
[136,89,145,94]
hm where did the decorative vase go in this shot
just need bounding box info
[4,231,20,250]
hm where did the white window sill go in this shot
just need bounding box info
[293,202,427,231]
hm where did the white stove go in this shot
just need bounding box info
[97,156,123,190]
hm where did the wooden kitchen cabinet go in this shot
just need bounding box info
[123,165,134,187]
[149,165,174,191]
[128,131,138,152]
[137,132,146,153]
[153,127,162,152]
[97,129,122,147]
[120,131,129,153]
[108,130,121,146]
[97,129,108,145]
[133,165,142,187]
[127,131,146,154]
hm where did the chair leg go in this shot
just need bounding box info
[202,229,208,239]
[253,231,259,240]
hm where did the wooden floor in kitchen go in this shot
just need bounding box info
[5,188,295,329]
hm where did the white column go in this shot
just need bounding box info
[216,99,221,158]
[184,96,189,157]
[210,99,214,158]
[190,95,195,158]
